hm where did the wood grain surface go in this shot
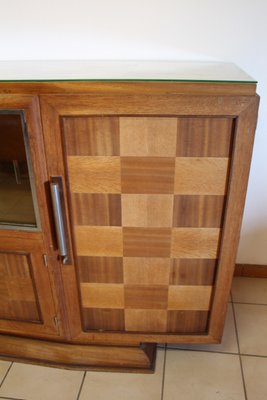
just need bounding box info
[81,283,124,308]
[78,256,123,283]
[123,257,170,285]
[123,227,172,257]
[68,156,121,193]
[61,114,231,336]
[171,228,220,258]
[122,194,173,227]
[72,193,121,226]
[176,117,233,157]
[121,157,175,194]
[120,117,177,156]
[168,285,212,310]
[0,252,39,321]
[63,117,120,156]
[174,157,229,195]
[75,226,123,257]
[173,195,225,227]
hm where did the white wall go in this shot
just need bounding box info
[0,0,266,264]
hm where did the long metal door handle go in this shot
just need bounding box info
[50,176,71,265]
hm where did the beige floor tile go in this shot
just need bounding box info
[232,277,267,304]
[0,360,11,384]
[234,303,267,356]
[164,350,245,400]
[0,363,84,400]
[241,356,267,400]
[79,348,165,400]
[168,303,238,353]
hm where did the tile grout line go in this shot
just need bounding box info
[238,353,267,359]
[0,362,13,389]
[160,344,167,400]
[166,346,239,356]
[231,302,248,400]
[166,346,267,359]
[76,371,86,400]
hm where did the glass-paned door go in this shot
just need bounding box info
[0,112,39,229]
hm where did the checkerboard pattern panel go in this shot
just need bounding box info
[63,116,233,334]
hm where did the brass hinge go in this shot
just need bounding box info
[42,254,49,267]
[53,316,60,331]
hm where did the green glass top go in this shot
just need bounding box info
[0,60,256,83]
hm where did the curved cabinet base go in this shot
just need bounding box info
[0,335,156,373]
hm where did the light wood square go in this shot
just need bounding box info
[68,156,121,193]
[171,228,220,258]
[122,194,173,227]
[125,309,167,332]
[120,117,177,157]
[174,157,229,195]
[124,257,170,285]
[80,283,124,308]
[168,285,213,310]
[75,226,123,257]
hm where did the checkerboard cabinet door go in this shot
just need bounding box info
[40,90,258,345]
[0,95,61,338]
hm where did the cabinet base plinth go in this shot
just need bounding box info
[0,335,156,373]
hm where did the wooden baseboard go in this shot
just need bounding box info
[0,334,156,373]
[235,263,267,278]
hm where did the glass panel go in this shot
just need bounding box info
[0,112,38,228]
[0,61,257,83]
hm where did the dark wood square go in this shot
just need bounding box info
[78,256,123,283]
[123,227,172,257]
[170,259,216,285]
[124,285,168,309]
[83,308,124,331]
[167,310,209,333]
[173,195,225,227]
[176,117,233,157]
[121,157,175,194]
[72,193,121,226]
[63,116,120,156]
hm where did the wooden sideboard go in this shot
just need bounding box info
[0,62,259,372]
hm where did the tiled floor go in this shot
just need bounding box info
[0,277,266,399]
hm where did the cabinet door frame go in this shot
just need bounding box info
[0,95,64,338]
[40,90,259,345]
